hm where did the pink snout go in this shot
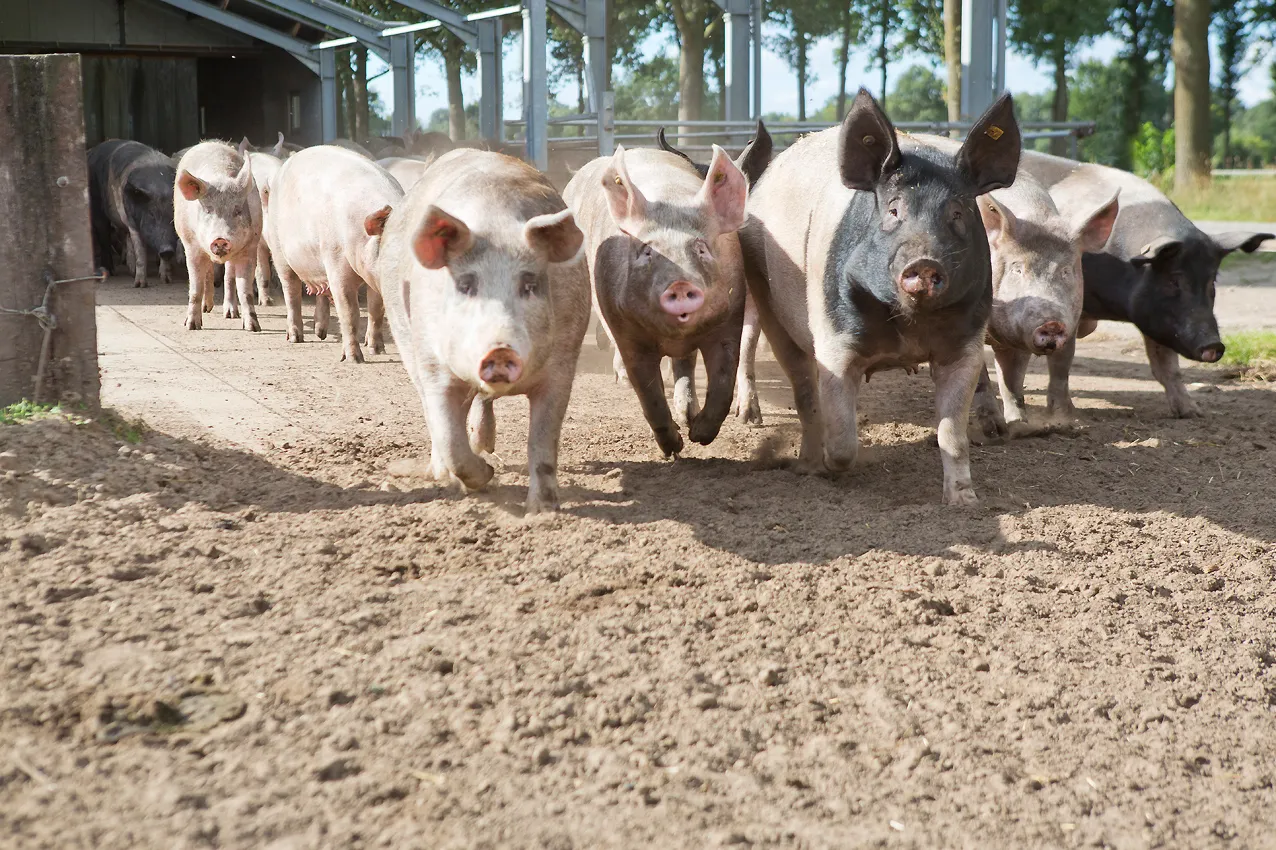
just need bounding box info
[479,347,523,385]
[899,260,946,299]
[1033,321,1069,353]
[209,238,231,258]
[660,281,705,323]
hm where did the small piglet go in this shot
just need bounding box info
[265,146,402,362]
[565,145,749,457]
[378,150,587,514]
[174,142,262,331]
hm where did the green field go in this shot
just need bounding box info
[1171,177,1276,222]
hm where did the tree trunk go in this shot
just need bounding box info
[1050,42,1070,157]
[445,44,466,141]
[797,33,808,122]
[836,7,852,120]
[1118,0,1146,171]
[353,46,369,143]
[577,56,586,137]
[1173,0,1211,189]
[339,56,354,140]
[944,0,961,124]
[878,0,889,107]
[674,4,707,136]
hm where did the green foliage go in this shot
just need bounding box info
[612,54,681,121]
[98,408,147,444]
[1132,122,1175,178]
[1068,58,1171,166]
[1219,330,1276,368]
[0,401,56,425]
[887,65,947,123]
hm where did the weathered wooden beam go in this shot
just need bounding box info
[0,54,101,409]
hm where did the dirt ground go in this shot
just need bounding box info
[3,264,1276,850]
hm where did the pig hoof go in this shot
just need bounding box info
[373,342,386,355]
[688,415,722,446]
[342,348,365,364]
[458,459,495,492]
[260,296,273,307]
[286,330,303,343]
[316,328,328,340]
[525,493,560,515]
[943,483,979,506]
[1169,398,1203,418]
[184,317,202,331]
[656,431,685,458]
[247,317,261,333]
[134,279,146,289]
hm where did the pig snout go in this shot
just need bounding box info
[158,246,177,260]
[899,260,947,300]
[660,281,705,323]
[479,346,523,385]
[1033,321,1069,353]
[1197,341,1225,363]
[209,238,232,258]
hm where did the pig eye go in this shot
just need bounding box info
[455,273,477,296]
[636,243,653,266]
[887,203,900,219]
[693,239,713,262]
[519,271,541,298]
[1011,261,1025,276]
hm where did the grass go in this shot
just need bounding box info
[99,408,147,444]
[0,400,58,424]
[1220,250,1276,272]
[1220,330,1276,368]
[1169,177,1276,222]
[1,400,145,442]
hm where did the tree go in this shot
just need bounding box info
[1068,57,1171,164]
[611,54,681,120]
[1110,0,1174,169]
[888,65,947,122]
[944,0,961,123]
[768,1,838,121]
[1174,0,1213,187]
[1213,0,1267,165]
[663,0,718,131]
[870,0,900,107]
[1009,0,1112,156]
[832,3,866,120]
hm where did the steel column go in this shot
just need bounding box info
[723,0,750,126]
[523,0,549,170]
[960,0,1006,120]
[477,19,502,141]
[751,0,762,119]
[320,48,338,141]
[390,34,416,136]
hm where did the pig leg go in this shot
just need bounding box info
[690,334,741,446]
[467,397,496,455]
[278,265,305,343]
[733,290,763,426]
[158,254,175,287]
[363,285,387,355]
[423,379,494,492]
[222,263,241,320]
[1045,336,1077,420]
[314,293,331,340]
[1144,336,1201,418]
[255,241,273,306]
[183,251,215,330]
[671,353,700,428]
[747,294,822,472]
[327,266,366,363]
[817,362,861,473]
[594,321,610,351]
[622,346,683,458]
[204,267,217,313]
[525,375,574,514]
[229,254,260,332]
[931,344,984,506]
[127,227,148,288]
[971,363,1008,441]
[992,346,1031,424]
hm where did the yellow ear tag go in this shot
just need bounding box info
[985,125,1005,141]
[713,171,725,185]
[614,176,623,185]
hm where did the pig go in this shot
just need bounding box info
[739,89,1021,505]
[909,135,1121,432]
[564,145,750,457]
[330,138,376,159]
[1019,150,1274,417]
[377,149,587,513]
[377,155,436,191]
[173,141,262,331]
[264,145,402,362]
[244,144,284,307]
[405,129,457,159]
[87,140,182,287]
[656,123,774,426]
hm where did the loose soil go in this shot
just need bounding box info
[2,270,1276,850]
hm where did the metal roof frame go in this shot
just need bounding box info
[150,0,321,72]
[241,0,392,61]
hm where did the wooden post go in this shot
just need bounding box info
[0,54,100,410]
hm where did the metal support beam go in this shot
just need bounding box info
[477,19,503,141]
[583,0,608,155]
[751,0,762,120]
[523,0,549,170]
[386,0,477,45]
[320,47,338,141]
[390,33,416,136]
[241,0,389,60]
[960,0,1006,120]
[548,0,585,32]
[149,0,319,72]
[723,0,750,126]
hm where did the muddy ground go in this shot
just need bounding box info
[2,266,1276,849]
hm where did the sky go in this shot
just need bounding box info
[368,23,1276,130]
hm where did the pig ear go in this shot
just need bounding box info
[236,155,254,191]
[1074,189,1120,253]
[237,137,251,156]
[838,88,901,191]
[177,170,205,201]
[735,120,773,188]
[1212,230,1275,255]
[525,208,584,264]
[411,205,472,270]
[1131,236,1181,267]
[696,145,748,234]
[957,93,1021,194]
[601,146,647,232]
[979,194,1017,246]
[364,204,393,237]
[271,132,285,159]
